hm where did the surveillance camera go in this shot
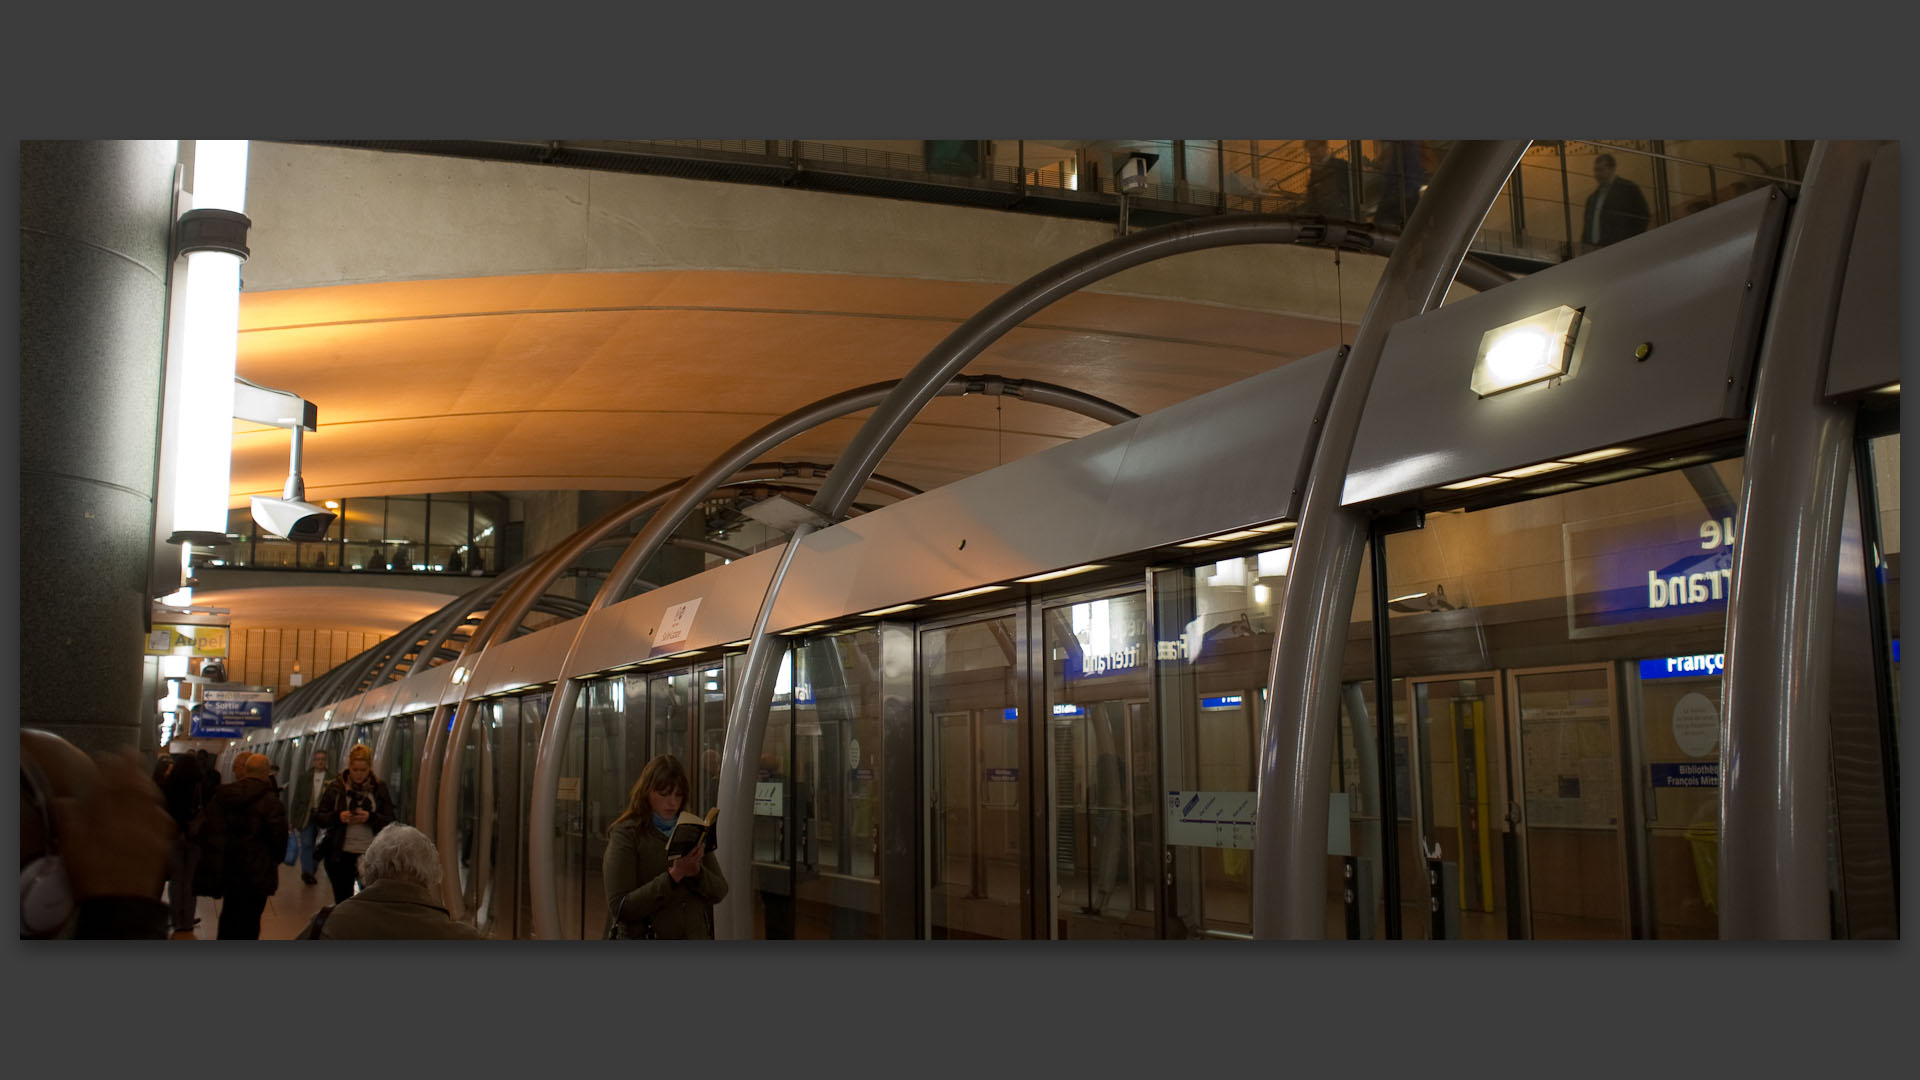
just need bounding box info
[251,495,337,541]
[1114,151,1159,195]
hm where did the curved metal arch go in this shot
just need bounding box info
[525,375,1140,937]
[366,574,528,688]
[706,207,1518,939]
[424,464,923,910]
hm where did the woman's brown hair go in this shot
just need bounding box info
[608,754,691,836]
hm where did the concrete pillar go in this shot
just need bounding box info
[19,140,179,757]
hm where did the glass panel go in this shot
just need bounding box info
[429,493,470,545]
[583,678,633,939]
[1382,459,1743,939]
[387,496,428,570]
[649,670,693,767]
[471,495,504,574]
[1157,541,1371,939]
[792,630,885,938]
[516,696,544,939]
[1868,433,1901,714]
[1043,592,1153,939]
[1512,666,1626,938]
[695,662,727,814]
[750,649,798,938]
[557,689,588,939]
[1333,671,1399,939]
[451,703,507,933]
[389,715,419,825]
[315,727,348,775]
[1407,676,1510,940]
[1515,144,1577,262]
[430,490,474,572]
[1566,141,1657,256]
[923,614,1026,939]
[1358,140,1432,230]
[483,701,521,939]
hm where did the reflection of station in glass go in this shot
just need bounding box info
[1387,584,1455,614]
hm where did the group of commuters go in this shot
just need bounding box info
[1290,141,1650,253]
[24,726,729,940]
[19,729,479,939]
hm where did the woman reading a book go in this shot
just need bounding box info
[603,754,729,939]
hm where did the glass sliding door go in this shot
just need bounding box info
[1378,460,1743,938]
[922,611,1028,939]
[748,648,798,938]
[1406,674,1512,939]
[1509,664,1629,939]
[1041,591,1154,939]
[792,630,887,938]
[1152,540,1308,939]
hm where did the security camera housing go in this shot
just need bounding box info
[251,495,337,542]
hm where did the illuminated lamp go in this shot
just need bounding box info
[166,141,251,548]
[1471,305,1582,397]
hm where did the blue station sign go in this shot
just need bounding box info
[1638,653,1725,680]
[200,686,274,728]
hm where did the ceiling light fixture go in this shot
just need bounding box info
[1015,564,1105,583]
[931,585,1010,601]
[857,603,924,617]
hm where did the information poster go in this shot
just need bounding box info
[1516,697,1618,829]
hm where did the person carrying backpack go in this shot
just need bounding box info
[196,753,289,939]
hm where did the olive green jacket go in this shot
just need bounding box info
[603,818,728,939]
[318,880,485,940]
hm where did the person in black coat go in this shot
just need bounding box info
[1301,140,1353,220]
[1582,152,1651,251]
[199,753,289,939]
[159,750,208,935]
[314,743,396,903]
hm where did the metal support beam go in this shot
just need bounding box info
[1251,142,1529,939]
[1720,140,1881,939]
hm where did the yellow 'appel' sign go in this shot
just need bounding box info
[146,623,229,657]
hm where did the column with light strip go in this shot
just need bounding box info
[162,140,252,600]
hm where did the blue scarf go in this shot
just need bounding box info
[650,811,677,836]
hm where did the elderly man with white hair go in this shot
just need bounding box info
[304,824,484,939]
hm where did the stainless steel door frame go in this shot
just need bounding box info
[1505,661,1632,939]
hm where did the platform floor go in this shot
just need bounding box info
[166,860,343,940]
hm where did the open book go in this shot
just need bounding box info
[663,806,719,860]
